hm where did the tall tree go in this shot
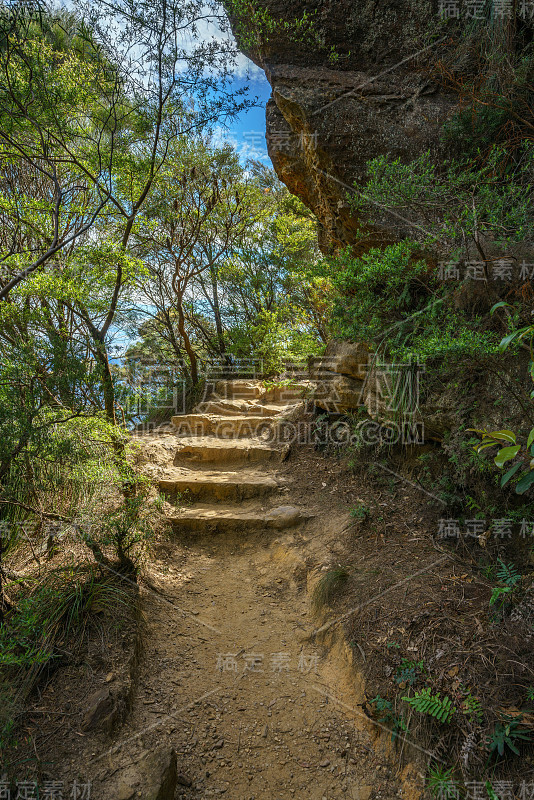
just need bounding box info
[0,0,251,420]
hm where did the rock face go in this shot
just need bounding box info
[228,0,459,251]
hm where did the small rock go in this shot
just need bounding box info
[117,784,135,800]
[320,759,330,768]
[265,506,302,529]
[82,688,115,732]
[115,747,177,800]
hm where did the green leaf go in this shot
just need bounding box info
[501,462,522,487]
[516,470,534,495]
[487,430,516,444]
[494,445,520,468]
[476,441,499,453]
[498,329,529,352]
[490,301,511,314]
[528,428,534,450]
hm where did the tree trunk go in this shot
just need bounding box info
[176,294,198,385]
[93,341,116,424]
[210,265,226,358]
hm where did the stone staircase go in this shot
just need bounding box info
[151,379,314,536]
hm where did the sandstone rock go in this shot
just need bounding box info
[313,341,368,381]
[82,682,131,733]
[227,2,461,251]
[214,380,265,400]
[263,382,311,402]
[139,747,178,800]
[314,374,365,413]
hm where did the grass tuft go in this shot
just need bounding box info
[0,565,131,754]
[312,566,350,612]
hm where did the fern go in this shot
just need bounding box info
[462,693,483,723]
[395,658,425,686]
[496,559,521,588]
[370,695,407,742]
[403,688,456,723]
[490,559,522,609]
[490,585,512,607]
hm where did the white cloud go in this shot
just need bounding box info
[209,125,270,163]
[191,12,264,80]
[232,52,263,80]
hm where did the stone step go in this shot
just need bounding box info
[167,504,308,535]
[198,400,283,417]
[158,471,279,502]
[196,399,256,416]
[173,437,289,466]
[171,414,276,438]
[214,380,265,400]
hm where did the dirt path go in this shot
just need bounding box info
[126,528,399,800]
[93,381,402,799]
[25,381,412,799]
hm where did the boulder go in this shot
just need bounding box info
[311,341,368,382]
[313,374,365,413]
[82,682,131,734]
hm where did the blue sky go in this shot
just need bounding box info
[214,71,272,163]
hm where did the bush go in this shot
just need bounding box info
[326,241,431,344]
[325,242,501,365]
